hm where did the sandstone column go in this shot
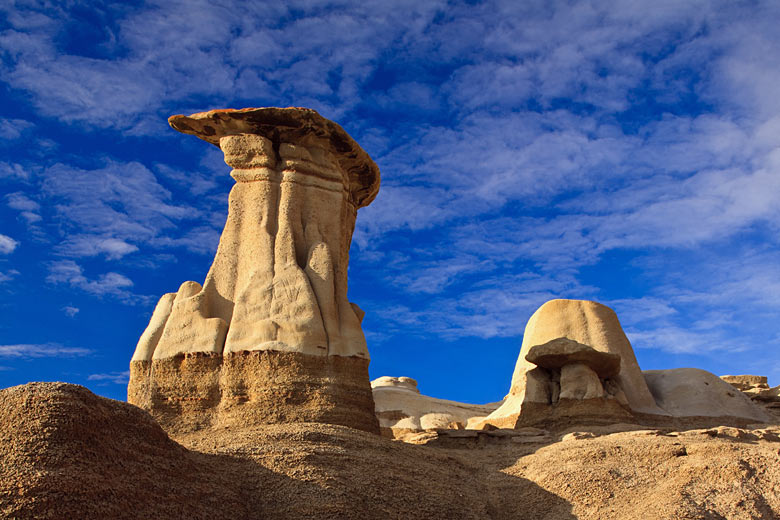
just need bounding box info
[128,107,380,434]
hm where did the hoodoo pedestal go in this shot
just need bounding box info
[128,107,380,434]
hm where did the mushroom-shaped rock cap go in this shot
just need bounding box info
[370,376,420,393]
[525,337,621,378]
[168,107,380,208]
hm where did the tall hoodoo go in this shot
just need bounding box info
[128,107,380,434]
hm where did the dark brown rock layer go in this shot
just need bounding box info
[128,350,379,435]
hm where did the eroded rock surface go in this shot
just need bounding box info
[7,382,780,520]
[475,300,664,429]
[371,376,499,436]
[128,107,380,434]
[644,368,771,423]
[526,338,621,377]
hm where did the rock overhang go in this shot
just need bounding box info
[168,107,380,208]
[525,337,622,378]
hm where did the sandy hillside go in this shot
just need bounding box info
[2,382,779,519]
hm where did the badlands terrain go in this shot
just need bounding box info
[2,107,779,519]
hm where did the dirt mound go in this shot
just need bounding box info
[0,383,253,519]
[3,382,780,519]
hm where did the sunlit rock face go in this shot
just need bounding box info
[644,368,771,422]
[370,376,500,437]
[473,299,666,429]
[128,107,380,435]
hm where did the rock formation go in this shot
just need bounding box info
[721,374,780,421]
[371,376,499,436]
[644,368,771,422]
[128,107,380,434]
[526,338,622,401]
[474,299,665,429]
[6,382,780,519]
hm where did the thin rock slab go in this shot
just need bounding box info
[525,337,621,378]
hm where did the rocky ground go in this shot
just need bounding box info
[3,382,780,519]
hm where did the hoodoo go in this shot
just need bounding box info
[473,299,667,429]
[128,107,380,434]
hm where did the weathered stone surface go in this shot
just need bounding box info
[371,376,498,435]
[478,299,665,429]
[134,108,379,361]
[721,374,769,390]
[129,107,380,433]
[526,337,621,378]
[511,299,664,415]
[559,363,605,400]
[643,368,771,422]
[720,375,780,421]
[129,351,379,435]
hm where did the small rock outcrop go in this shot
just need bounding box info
[371,376,499,436]
[0,383,248,518]
[644,368,772,423]
[525,338,622,401]
[128,107,380,434]
[721,375,769,391]
[721,374,780,421]
[474,299,665,429]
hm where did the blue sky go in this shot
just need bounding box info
[1,0,779,404]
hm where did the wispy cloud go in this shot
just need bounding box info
[6,192,42,224]
[87,370,130,385]
[46,260,140,302]
[62,305,79,317]
[0,118,34,141]
[1,0,780,392]
[0,162,30,180]
[0,269,20,283]
[0,343,92,358]
[0,234,18,254]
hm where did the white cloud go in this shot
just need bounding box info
[57,236,139,260]
[0,269,20,283]
[0,162,30,180]
[0,343,92,358]
[0,234,18,254]
[62,305,79,317]
[0,118,34,141]
[6,192,42,225]
[6,192,40,212]
[0,0,779,382]
[46,260,138,301]
[87,370,130,385]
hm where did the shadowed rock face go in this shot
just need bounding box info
[128,107,380,434]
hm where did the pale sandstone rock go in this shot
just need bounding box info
[478,299,665,429]
[371,376,499,434]
[514,299,663,415]
[721,375,769,389]
[643,368,772,422]
[526,337,621,378]
[131,292,175,361]
[720,375,780,421]
[133,107,379,361]
[559,363,605,400]
[128,107,380,434]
